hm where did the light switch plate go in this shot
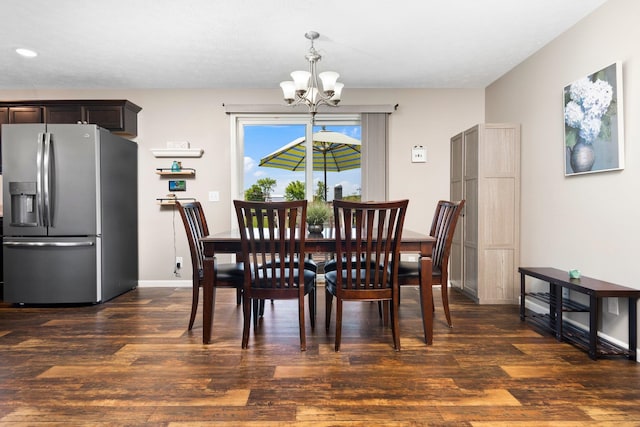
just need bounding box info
[412,145,427,163]
[209,191,220,202]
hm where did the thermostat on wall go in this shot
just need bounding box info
[412,145,427,163]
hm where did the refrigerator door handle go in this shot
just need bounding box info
[43,132,53,227]
[3,241,95,248]
[36,132,45,226]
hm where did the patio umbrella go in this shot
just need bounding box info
[259,130,361,200]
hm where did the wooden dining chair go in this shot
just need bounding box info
[176,201,243,331]
[397,200,465,328]
[233,200,316,351]
[325,199,409,351]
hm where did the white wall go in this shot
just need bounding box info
[0,87,484,284]
[486,0,640,343]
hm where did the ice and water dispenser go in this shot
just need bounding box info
[9,182,37,227]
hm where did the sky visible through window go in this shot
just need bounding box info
[243,124,361,201]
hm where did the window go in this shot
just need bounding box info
[232,114,361,203]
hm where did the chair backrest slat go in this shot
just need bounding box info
[333,200,408,292]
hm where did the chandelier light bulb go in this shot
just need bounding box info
[280,81,296,103]
[331,82,344,102]
[291,70,311,93]
[305,88,319,104]
[319,71,339,94]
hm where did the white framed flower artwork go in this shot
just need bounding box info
[564,61,624,176]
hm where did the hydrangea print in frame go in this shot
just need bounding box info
[564,62,624,176]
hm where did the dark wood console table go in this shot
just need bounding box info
[519,267,639,360]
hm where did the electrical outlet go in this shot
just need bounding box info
[176,257,183,269]
[608,298,619,315]
[562,288,570,299]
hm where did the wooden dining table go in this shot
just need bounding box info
[200,228,435,345]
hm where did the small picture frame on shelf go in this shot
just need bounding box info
[169,180,186,191]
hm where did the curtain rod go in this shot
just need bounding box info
[222,104,397,114]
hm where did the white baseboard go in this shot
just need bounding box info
[138,280,191,288]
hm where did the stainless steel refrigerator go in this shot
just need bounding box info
[2,124,138,304]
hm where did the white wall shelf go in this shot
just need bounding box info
[151,148,203,158]
[156,197,196,206]
[155,168,196,176]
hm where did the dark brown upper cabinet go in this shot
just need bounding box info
[1,100,141,137]
[44,105,84,124]
[6,106,43,124]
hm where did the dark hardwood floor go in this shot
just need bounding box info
[1,285,639,426]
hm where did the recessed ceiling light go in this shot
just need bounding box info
[16,48,38,58]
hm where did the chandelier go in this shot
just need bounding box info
[279,31,343,114]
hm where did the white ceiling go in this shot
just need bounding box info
[0,0,607,90]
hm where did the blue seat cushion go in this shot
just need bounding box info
[325,268,391,296]
[323,257,379,273]
[251,267,316,294]
[264,257,318,273]
[198,262,244,283]
[396,260,442,278]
